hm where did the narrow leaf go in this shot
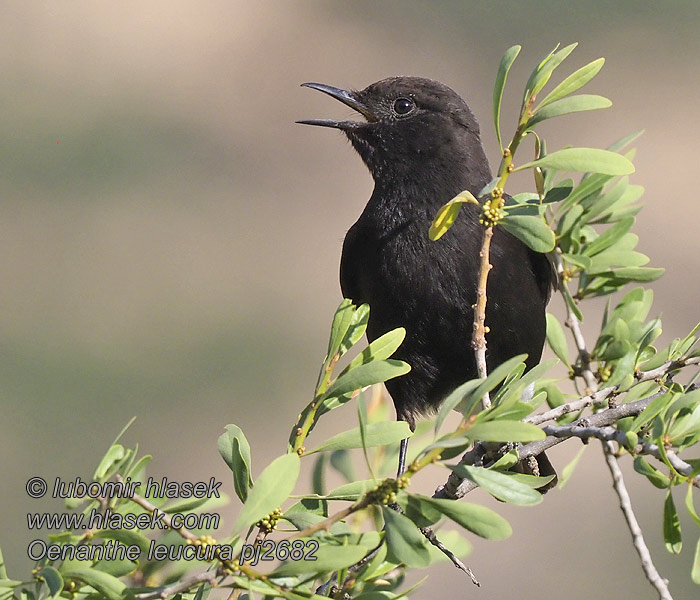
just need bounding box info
[501,214,555,252]
[584,217,635,256]
[517,148,635,176]
[338,302,370,356]
[451,465,542,505]
[693,537,700,584]
[608,129,644,153]
[60,569,125,600]
[435,379,482,435]
[429,190,479,241]
[493,45,521,151]
[272,543,368,576]
[232,453,300,535]
[218,424,253,503]
[39,567,63,599]
[633,457,670,489]
[323,359,410,400]
[416,495,512,540]
[382,506,432,568]
[546,313,570,365]
[456,354,528,416]
[307,421,413,454]
[603,267,665,283]
[537,57,605,108]
[664,490,682,554]
[529,94,611,126]
[327,299,355,359]
[345,328,406,371]
[525,43,578,102]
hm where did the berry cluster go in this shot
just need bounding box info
[257,507,283,533]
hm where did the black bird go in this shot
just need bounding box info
[300,77,555,479]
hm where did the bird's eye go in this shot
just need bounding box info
[392,97,415,116]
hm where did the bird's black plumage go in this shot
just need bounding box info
[300,77,554,474]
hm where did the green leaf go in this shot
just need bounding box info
[415,495,512,540]
[537,57,605,108]
[603,267,665,283]
[324,479,378,501]
[338,303,370,357]
[93,557,137,578]
[546,313,570,365]
[608,129,644,153]
[543,178,574,204]
[307,421,413,454]
[232,453,300,535]
[468,420,545,443]
[345,328,406,371]
[323,359,410,401]
[93,444,126,481]
[505,472,556,489]
[692,537,700,584]
[664,491,682,554]
[633,457,671,489]
[529,94,611,126]
[271,543,368,576]
[125,454,152,480]
[39,567,63,599]
[517,148,635,176]
[493,45,521,151]
[451,465,542,505]
[94,529,151,554]
[429,190,479,241]
[587,251,649,274]
[397,493,443,528]
[525,43,578,102]
[434,379,482,435]
[584,217,635,256]
[327,299,356,359]
[455,354,528,416]
[382,506,432,568]
[501,214,555,252]
[60,569,125,600]
[629,392,672,433]
[685,483,700,527]
[358,396,375,477]
[218,424,253,503]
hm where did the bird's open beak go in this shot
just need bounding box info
[297,82,376,129]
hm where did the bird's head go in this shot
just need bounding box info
[299,77,491,189]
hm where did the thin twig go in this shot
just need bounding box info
[555,253,599,394]
[544,421,698,481]
[558,275,673,600]
[525,356,700,427]
[420,526,480,585]
[473,225,494,410]
[602,441,674,600]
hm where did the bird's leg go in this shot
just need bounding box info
[397,437,408,477]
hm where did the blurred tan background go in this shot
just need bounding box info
[2,1,699,598]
